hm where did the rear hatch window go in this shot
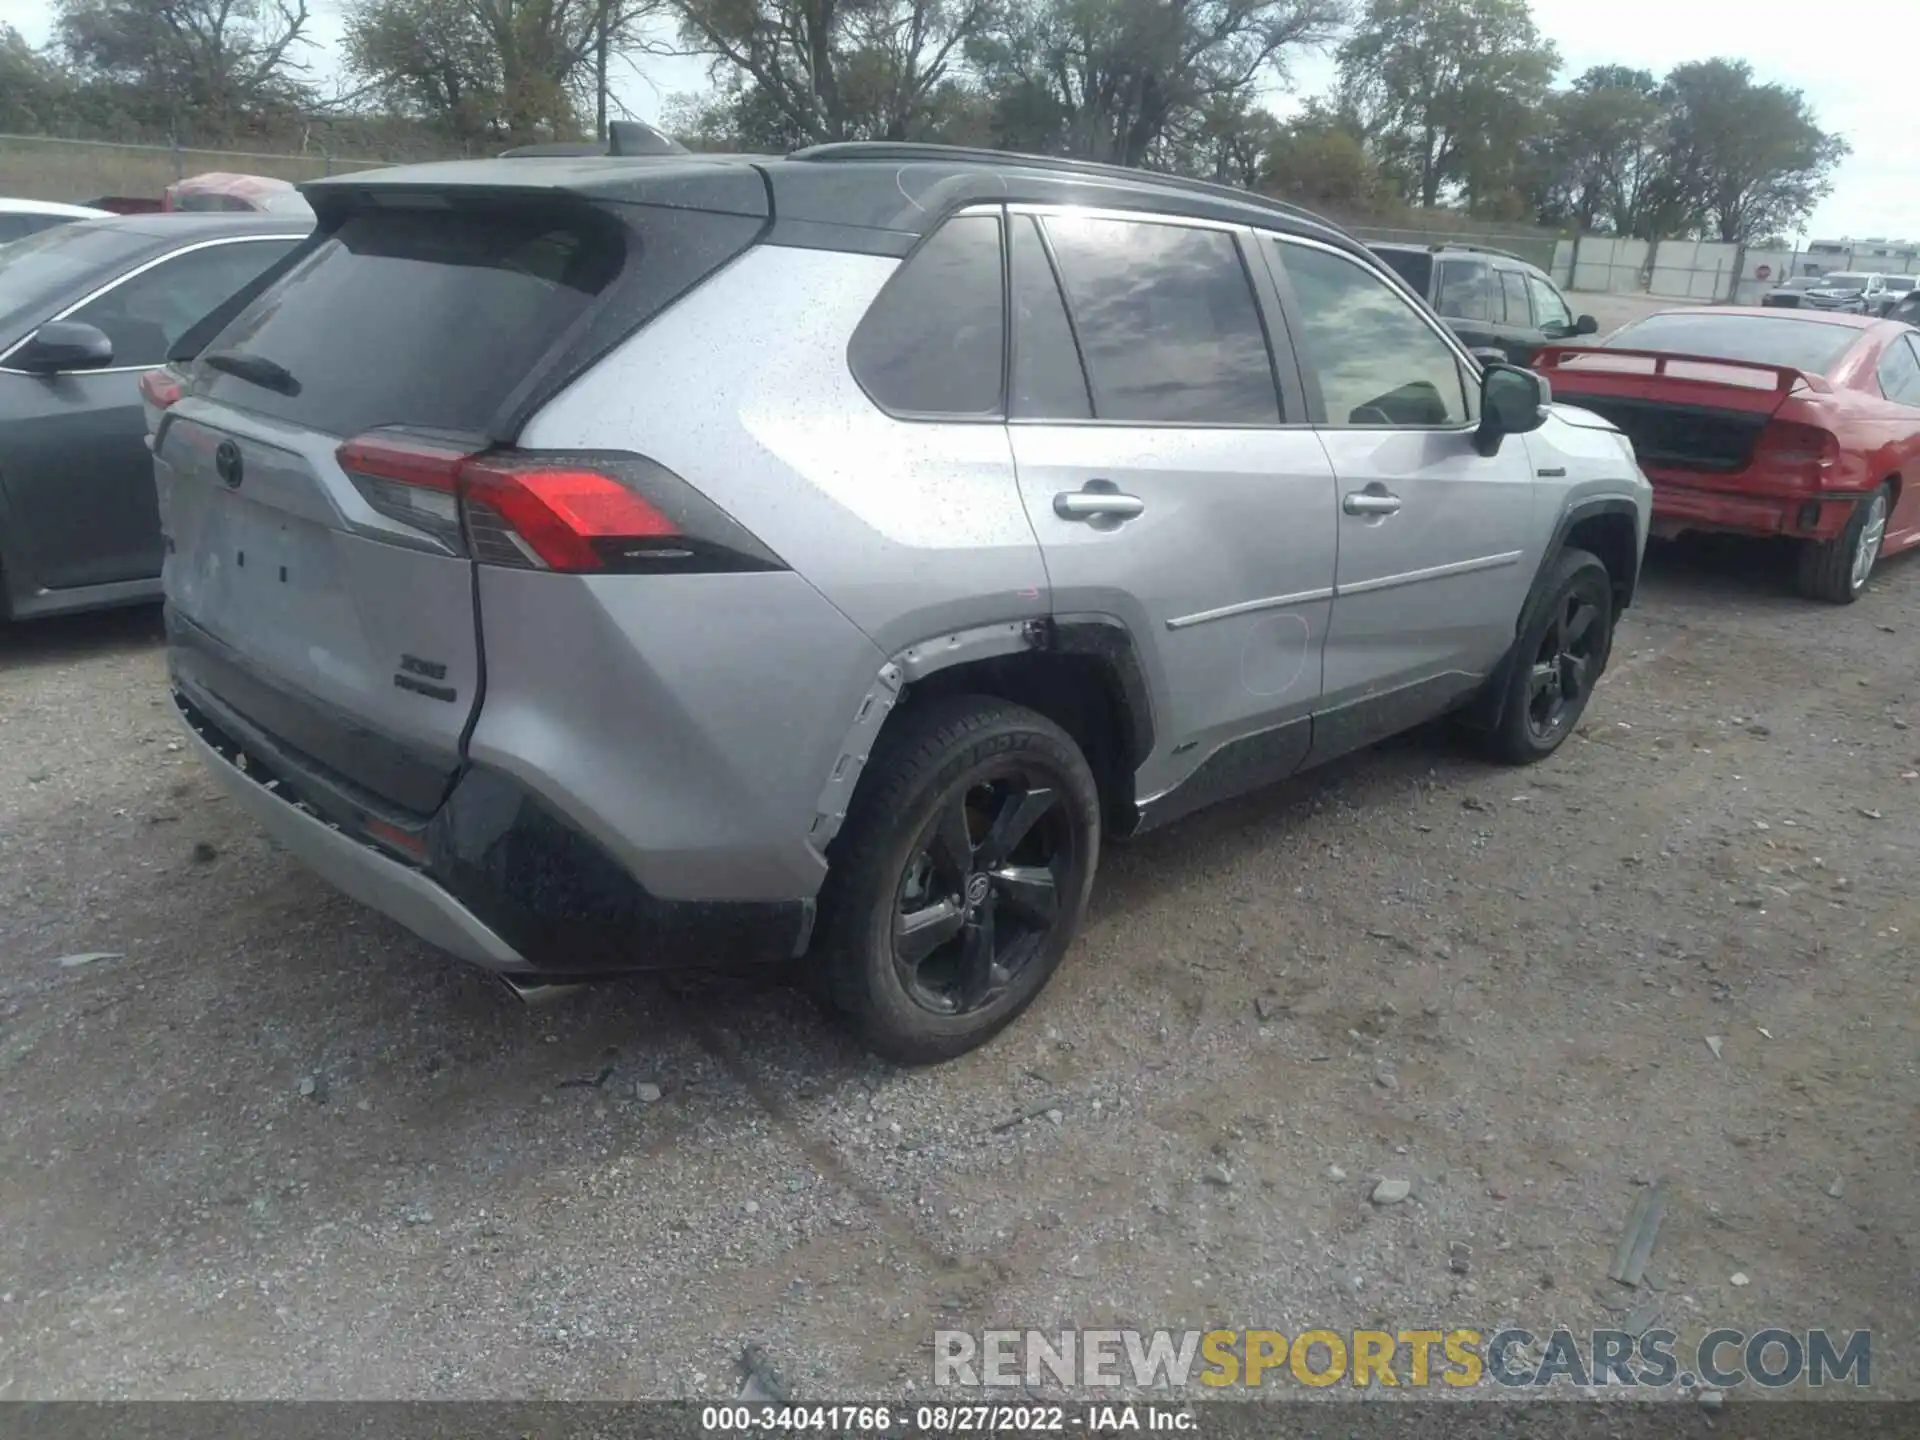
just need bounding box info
[1371,248,1432,295]
[199,206,626,436]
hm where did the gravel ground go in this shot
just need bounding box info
[1,535,1916,1403]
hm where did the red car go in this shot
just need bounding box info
[1534,307,1920,602]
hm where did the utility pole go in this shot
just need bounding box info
[595,3,610,141]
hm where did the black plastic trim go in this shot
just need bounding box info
[1135,716,1312,833]
[765,219,916,257]
[1303,671,1484,770]
[1048,619,1157,768]
[425,766,810,974]
[1549,496,1644,610]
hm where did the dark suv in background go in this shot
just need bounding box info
[1368,242,1597,364]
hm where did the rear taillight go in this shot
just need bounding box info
[334,431,783,575]
[139,368,182,410]
[1752,420,1841,489]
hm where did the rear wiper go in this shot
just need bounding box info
[201,349,301,396]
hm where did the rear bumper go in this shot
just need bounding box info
[173,683,814,977]
[1647,476,1866,541]
[177,698,534,974]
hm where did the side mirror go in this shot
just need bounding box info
[1470,345,1508,368]
[10,321,114,375]
[1575,314,1599,336]
[1475,363,1550,457]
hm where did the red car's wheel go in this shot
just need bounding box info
[1795,483,1890,605]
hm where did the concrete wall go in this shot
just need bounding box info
[1647,240,1740,301]
[1569,236,1650,294]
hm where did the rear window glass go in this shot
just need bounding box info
[1605,313,1858,374]
[200,207,625,436]
[1370,249,1432,294]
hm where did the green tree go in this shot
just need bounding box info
[1259,111,1378,210]
[970,0,1346,169]
[1162,92,1284,186]
[1529,64,1661,232]
[1335,0,1558,210]
[53,0,316,141]
[1656,58,1847,243]
[0,26,76,132]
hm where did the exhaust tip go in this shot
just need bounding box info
[493,971,591,1007]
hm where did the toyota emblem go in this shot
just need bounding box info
[965,873,991,908]
[214,439,244,490]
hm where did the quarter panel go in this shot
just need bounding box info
[518,244,1050,655]
[467,567,888,901]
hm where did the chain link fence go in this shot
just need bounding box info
[0,132,466,204]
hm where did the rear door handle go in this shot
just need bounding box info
[1343,490,1402,517]
[1054,484,1145,521]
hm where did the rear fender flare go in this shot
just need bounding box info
[805,615,1158,856]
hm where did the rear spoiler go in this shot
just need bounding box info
[1533,346,1832,396]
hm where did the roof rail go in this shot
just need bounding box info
[1430,240,1529,264]
[787,141,1326,229]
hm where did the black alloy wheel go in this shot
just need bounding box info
[812,694,1101,1064]
[1524,587,1606,743]
[892,769,1074,1017]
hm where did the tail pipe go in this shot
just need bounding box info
[493,972,591,1007]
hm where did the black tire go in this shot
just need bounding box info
[1482,546,1615,766]
[1794,483,1889,605]
[811,694,1100,1065]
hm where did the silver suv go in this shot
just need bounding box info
[151,144,1651,1062]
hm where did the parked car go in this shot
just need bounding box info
[1877,275,1917,316]
[0,212,309,620]
[1759,274,1822,307]
[0,198,112,244]
[1534,307,1920,602]
[1890,287,1920,327]
[164,172,314,218]
[1366,241,1598,363]
[152,144,1650,1062]
[84,195,167,216]
[1784,271,1886,314]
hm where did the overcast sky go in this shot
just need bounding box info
[3,0,1905,241]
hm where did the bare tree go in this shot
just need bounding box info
[973,0,1347,170]
[55,0,317,138]
[667,0,998,145]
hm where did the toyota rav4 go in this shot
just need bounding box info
[150,143,1652,1063]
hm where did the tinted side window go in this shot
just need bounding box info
[1434,259,1491,320]
[70,238,297,368]
[1043,215,1280,425]
[1009,215,1091,421]
[1497,269,1531,327]
[1878,334,1920,405]
[850,213,1005,418]
[1527,273,1572,331]
[1277,240,1469,428]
